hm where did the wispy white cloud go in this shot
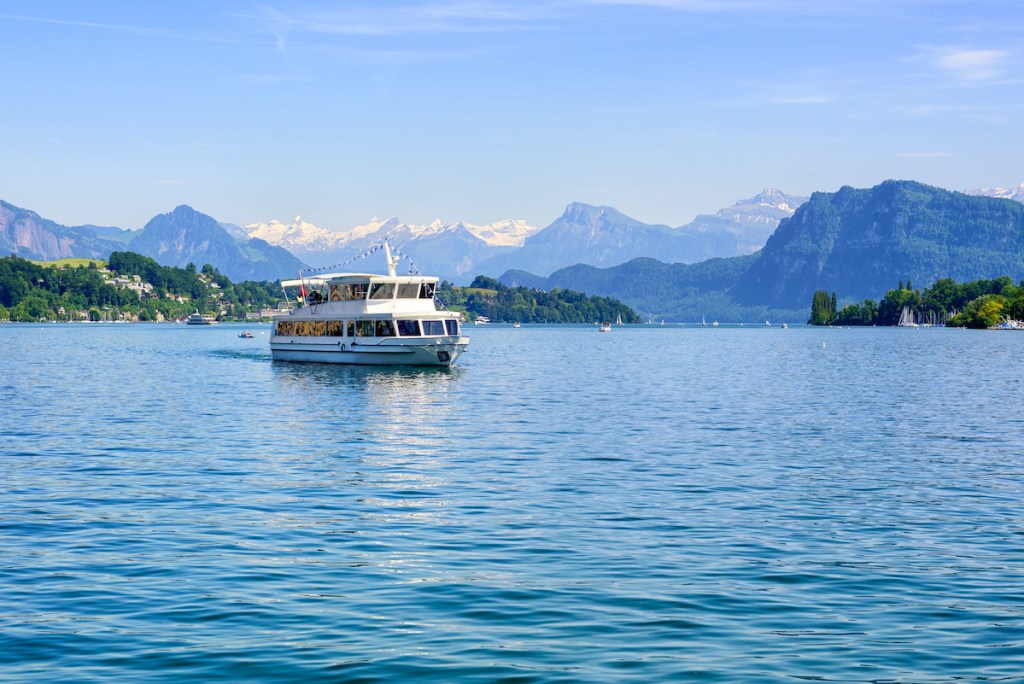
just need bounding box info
[773,94,834,105]
[124,133,153,148]
[932,47,1009,81]
[231,2,549,42]
[896,151,950,158]
[0,12,203,41]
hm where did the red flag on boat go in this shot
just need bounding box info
[298,271,307,299]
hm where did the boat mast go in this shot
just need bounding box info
[383,240,399,277]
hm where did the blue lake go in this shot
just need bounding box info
[2,322,1024,682]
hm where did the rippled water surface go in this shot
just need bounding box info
[2,323,1024,682]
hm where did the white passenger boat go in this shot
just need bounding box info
[187,311,217,325]
[270,242,468,366]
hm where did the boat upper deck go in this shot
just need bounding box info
[277,271,453,319]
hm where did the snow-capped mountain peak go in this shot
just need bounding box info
[462,219,539,247]
[713,189,808,226]
[245,214,541,252]
[968,183,1024,203]
[244,216,344,252]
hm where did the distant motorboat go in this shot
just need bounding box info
[474,316,490,325]
[711,320,719,327]
[782,323,789,329]
[238,330,254,338]
[599,321,612,333]
[513,321,521,328]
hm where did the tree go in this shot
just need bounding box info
[808,290,836,325]
[949,294,1005,329]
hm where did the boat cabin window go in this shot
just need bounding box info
[375,320,396,337]
[422,320,445,336]
[445,319,459,336]
[369,283,395,300]
[308,321,326,336]
[276,320,293,336]
[333,283,369,300]
[356,320,375,337]
[420,283,435,299]
[326,320,345,337]
[396,319,420,336]
[397,283,420,298]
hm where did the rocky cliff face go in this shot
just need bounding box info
[0,201,127,260]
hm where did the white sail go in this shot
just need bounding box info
[898,306,918,327]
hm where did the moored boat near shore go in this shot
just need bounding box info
[270,241,468,366]
[187,311,217,325]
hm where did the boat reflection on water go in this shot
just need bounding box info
[270,362,464,457]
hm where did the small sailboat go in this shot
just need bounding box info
[615,314,623,325]
[897,306,919,328]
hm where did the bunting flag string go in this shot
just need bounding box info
[296,237,450,309]
[298,238,424,278]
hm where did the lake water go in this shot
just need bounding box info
[2,322,1024,682]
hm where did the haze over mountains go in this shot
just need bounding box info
[4,181,1024,321]
[242,215,537,283]
[2,189,806,285]
[0,202,301,282]
[241,189,806,281]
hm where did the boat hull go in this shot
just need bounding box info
[270,337,468,367]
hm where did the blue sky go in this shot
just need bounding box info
[2,1,1022,231]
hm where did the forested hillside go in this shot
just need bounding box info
[437,276,641,324]
[733,181,1024,308]
[0,252,280,322]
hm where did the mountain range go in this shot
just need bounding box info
[2,189,805,284]
[242,215,535,283]
[0,202,302,282]
[475,189,806,278]
[506,181,1024,321]
[4,181,1024,320]
[242,189,806,282]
